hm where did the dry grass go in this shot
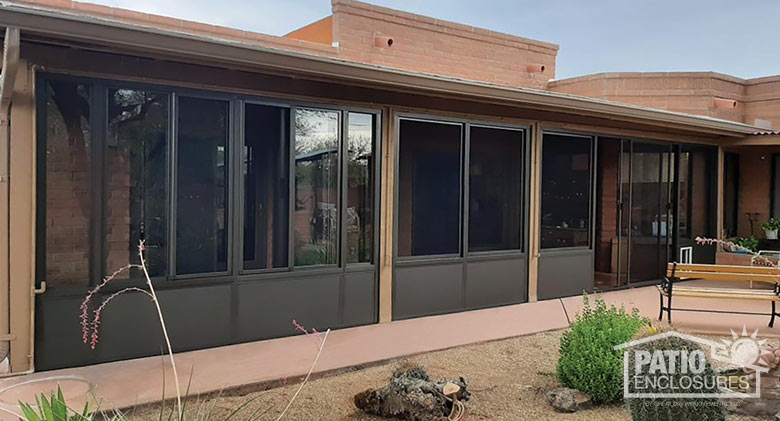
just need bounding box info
[128,329,770,421]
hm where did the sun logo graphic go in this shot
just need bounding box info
[712,327,769,369]
[614,327,769,399]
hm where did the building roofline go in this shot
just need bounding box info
[0,1,762,137]
[551,71,780,87]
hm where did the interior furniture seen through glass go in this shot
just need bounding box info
[540,133,592,249]
[626,142,674,283]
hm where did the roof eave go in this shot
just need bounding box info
[0,2,761,138]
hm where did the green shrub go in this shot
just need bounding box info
[626,335,725,421]
[728,236,759,253]
[556,295,647,404]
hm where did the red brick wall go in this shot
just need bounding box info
[44,99,91,286]
[331,0,557,89]
[549,73,747,123]
[745,76,780,129]
[736,149,772,238]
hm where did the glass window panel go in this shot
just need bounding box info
[346,113,375,264]
[294,109,340,266]
[723,153,739,237]
[176,97,229,274]
[43,80,92,287]
[540,134,592,249]
[106,88,169,279]
[680,148,715,239]
[397,119,462,257]
[468,126,523,252]
[243,104,290,270]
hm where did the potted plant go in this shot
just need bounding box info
[762,218,780,240]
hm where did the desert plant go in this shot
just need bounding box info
[80,243,329,421]
[80,242,182,420]
[18,386,97,421]
[556,295,647,404]
[626,334,725,421]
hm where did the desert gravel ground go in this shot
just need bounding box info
[129,329,770,421]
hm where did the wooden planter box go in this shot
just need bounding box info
[715,251,754,266]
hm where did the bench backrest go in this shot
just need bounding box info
[667,262,780,284]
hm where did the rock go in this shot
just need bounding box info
[354,364,469,421]
[546,387,592,413]
[729,347,780,418]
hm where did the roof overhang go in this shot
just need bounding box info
[0,1,763,138]
[724,134,780,146]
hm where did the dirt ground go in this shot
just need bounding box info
[128,329,771,421]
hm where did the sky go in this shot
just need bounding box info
[92,0,780,79]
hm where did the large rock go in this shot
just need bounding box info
[546,387,592,413]
[354,364,469,421]
[729,347,780,417]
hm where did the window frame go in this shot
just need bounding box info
[538,131,595,252]
[393,113,529,264]
[35,72,382,293]
[172,93,235,279]
[465,123,528,256]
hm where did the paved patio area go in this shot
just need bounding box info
[0,285,778,418]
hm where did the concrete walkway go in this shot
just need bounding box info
[0,285,778,418]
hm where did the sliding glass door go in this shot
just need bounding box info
[626,142,675,284]
[594,138,716,289]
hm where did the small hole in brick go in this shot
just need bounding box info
[387,38,394,47]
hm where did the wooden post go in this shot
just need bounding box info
[378,107,395,322]
[527,122,542,302]
[8,60,34,372]
[716,146,725,238]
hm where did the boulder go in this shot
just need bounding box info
[546,387,592,413]
[354,364,469,421]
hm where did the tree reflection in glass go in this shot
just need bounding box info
[294,109,340,266]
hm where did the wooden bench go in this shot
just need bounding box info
[659,263,780,327]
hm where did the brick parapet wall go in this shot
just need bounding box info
[331,0,557,89]
[550,72,780,129]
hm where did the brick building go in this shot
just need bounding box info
[0,0,777,372]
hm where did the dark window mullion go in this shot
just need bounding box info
[340,111,349,269]
[462,124,470,257]
[230,98,242,278]
[168,93,178,277]
[288,105,296,270]
[92,82,108,286]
